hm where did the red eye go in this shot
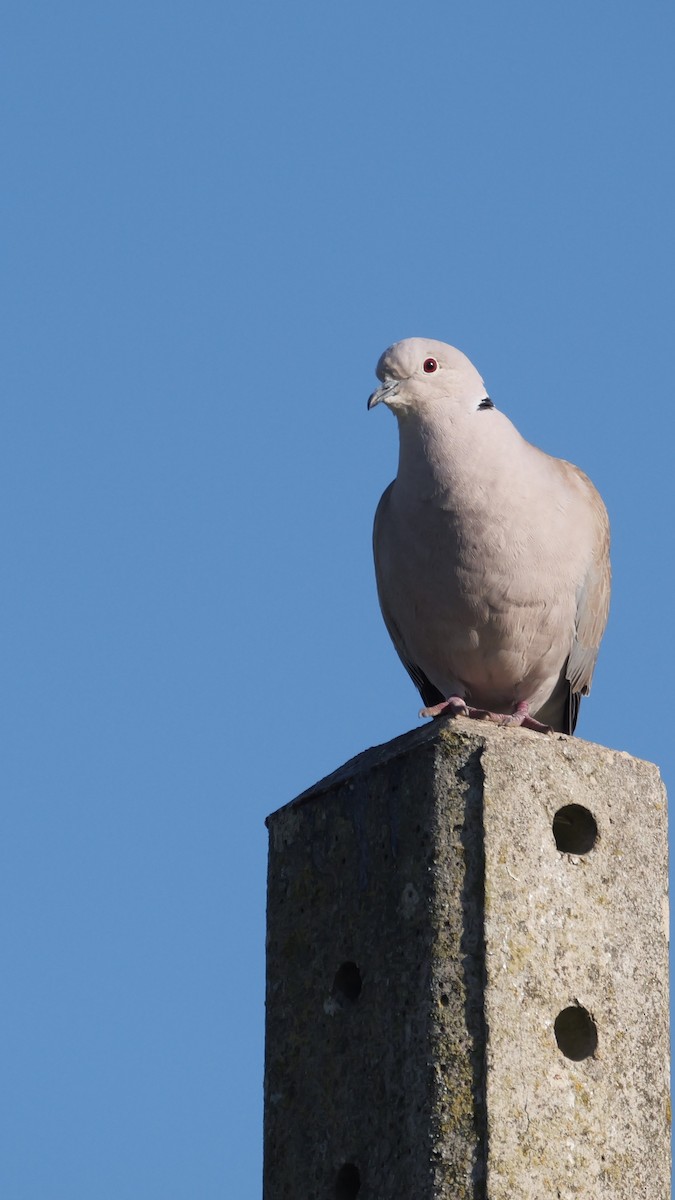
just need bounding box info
[423,357,438,373]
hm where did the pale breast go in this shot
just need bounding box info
[375,478,591,710]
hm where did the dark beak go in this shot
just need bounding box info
[367,381,399,410]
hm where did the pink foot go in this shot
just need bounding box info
[498,701,552,734]
[420,695,488,720]
[420,696,551,734]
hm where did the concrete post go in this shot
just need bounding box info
[264,720,670,1199]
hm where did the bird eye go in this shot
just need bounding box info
[423,357,438,373]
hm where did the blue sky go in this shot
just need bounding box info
[2,2,673,1195]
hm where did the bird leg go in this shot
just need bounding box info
[420,696,551,734]
[497,701,552,733]
[420,695,479,719]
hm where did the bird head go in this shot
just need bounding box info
[367,338,490,418]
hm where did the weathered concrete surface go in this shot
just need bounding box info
[264,720,670,1199]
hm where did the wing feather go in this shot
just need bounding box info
[565,466,611,700]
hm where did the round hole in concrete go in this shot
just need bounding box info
[554,1004,598,1060]
[552,804,598,854]
[332,962,362,1003]
[335,1162,360,1198]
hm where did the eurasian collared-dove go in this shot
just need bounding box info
[369,338,610,734]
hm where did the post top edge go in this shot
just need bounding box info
[265,718,660,827]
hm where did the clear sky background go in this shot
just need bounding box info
[3,2,674,1196]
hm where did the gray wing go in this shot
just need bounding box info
[565,465,612,704]
[373,483,444,709]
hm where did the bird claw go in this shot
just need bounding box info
[420,696,471,719]
[498,701,552,733]
[498,712,552,733]
[420,697,552,734]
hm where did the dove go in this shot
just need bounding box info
[369,338,610,734]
